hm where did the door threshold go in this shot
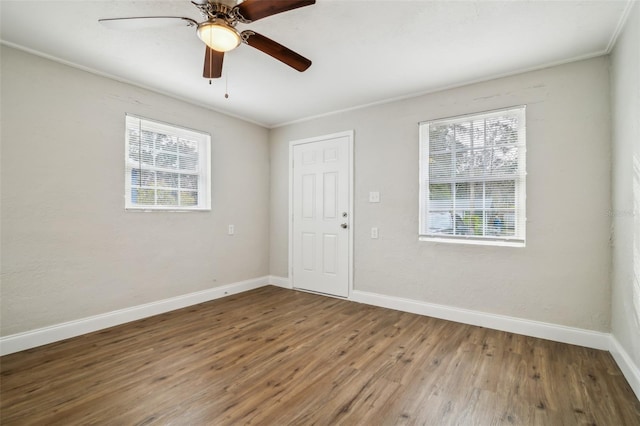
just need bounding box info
[292,287,349,300]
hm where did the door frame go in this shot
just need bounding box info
[288,130,354,298]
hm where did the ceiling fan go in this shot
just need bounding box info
[99,0,315,79]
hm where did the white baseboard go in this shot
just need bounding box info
[268,275,292,289]
[353,289,638,401]
[350,290,610,350]
[609,336,640,400]
[4,279,637,402]
[0,276,270,356]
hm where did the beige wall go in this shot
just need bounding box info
[0,46,270,336]
[270,57,612,331]
[610,2,640,368]
[0,43,622,339]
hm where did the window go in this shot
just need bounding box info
[125,114,211,211]
[419,106,526,246]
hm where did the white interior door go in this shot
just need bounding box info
[290,132,352,298]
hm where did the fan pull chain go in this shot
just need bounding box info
[225,72,229,99]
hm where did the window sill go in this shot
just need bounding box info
[419,236,525,248]
[125,207,211,212]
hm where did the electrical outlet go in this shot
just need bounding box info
[228,225,235,235]
[371,227,379,239]
[369,191,380,203]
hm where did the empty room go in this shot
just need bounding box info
[1,0,639,424]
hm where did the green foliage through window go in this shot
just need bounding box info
[125,115,210,210]
[419,106,526,244]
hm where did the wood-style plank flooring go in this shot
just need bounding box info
[1,286,639,425]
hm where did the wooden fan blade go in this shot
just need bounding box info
[242,31,311,72]
[235,0,315,22]
[99,17,197,30]
[203,46,224,79]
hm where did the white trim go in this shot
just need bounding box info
[605,0,637,53]
[609,335,640,400]
[272,51,607,129]
[288,130,355,298]
[124,114,212,211]
[419,236,525,248]
[3,280,637,401]
[288,141,294,289]
[0,276,270,356]
[351,290,640,400]
[0,40,269,129]
[268,275,292,289]
[418,106,526,247]
[348,132,355,298]
[0,38,615,131]
[350,290,610,350]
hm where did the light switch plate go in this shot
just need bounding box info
[228,225,235,235]
[369,191,380,203]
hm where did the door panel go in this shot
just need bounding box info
[302,174,315,218]
[292,134,350,297]
[322,234,337,275]
[301,233,315,271]
[323,172,337,219]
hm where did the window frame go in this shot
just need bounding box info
[418,106,526,247]
[124,114,212,212]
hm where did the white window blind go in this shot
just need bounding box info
[125,114,211,211]
[419,106,526,246]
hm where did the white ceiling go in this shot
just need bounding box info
[0,0,633,127]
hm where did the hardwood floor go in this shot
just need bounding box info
[1,286,639,425]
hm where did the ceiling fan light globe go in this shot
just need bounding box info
[197,20,240,52]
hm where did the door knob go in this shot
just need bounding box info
[341,223,348,229]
